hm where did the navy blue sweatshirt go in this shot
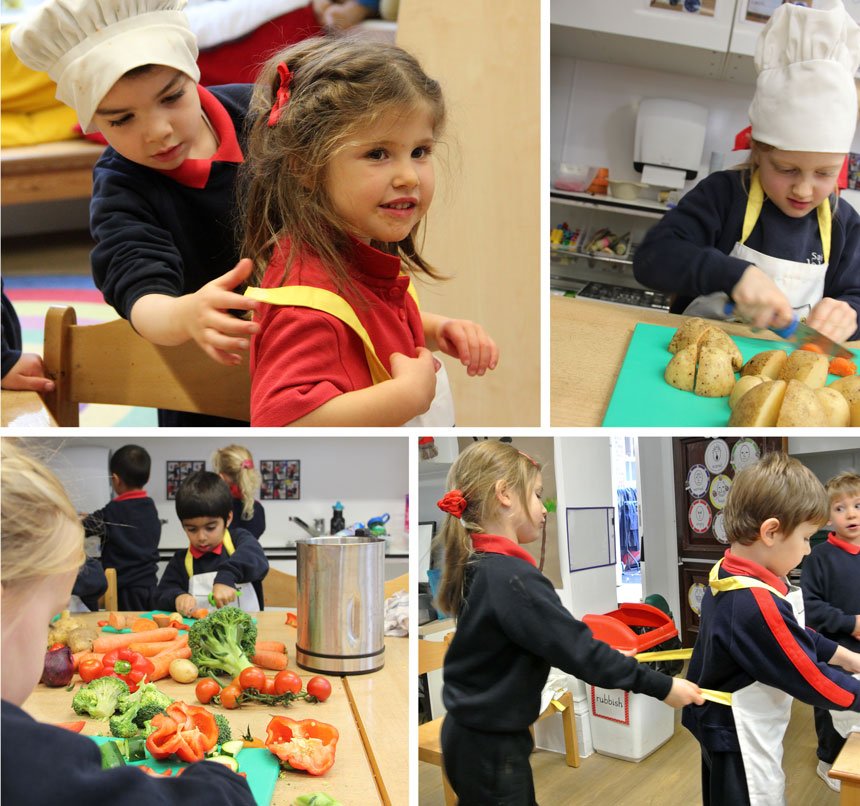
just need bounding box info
[1,282,22,379]
[801,534,860,654]
[72,557,108,611]
[82,492,161,589]
[153,526,268,612]
[442,535,672,732]
[231,497,266,539]
[633,169,860,339]
[683,551,860,753]
[1,699,255,806]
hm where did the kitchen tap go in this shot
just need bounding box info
[290,516,321,538]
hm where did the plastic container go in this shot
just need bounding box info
[552,163,598,192]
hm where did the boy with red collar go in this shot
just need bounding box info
[82,445,160,611]
[801,472,860,792]
[683,453,860,806]
[11,0,260,426]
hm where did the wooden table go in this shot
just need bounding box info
[550,295,860,426]
[22,612,406,806]
[1,389,58,427]
[831,732,860,806]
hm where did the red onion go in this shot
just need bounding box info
[41,646,74,687]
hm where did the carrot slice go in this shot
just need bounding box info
[800,343,826,353]
[829,356,857,377]
[130,617,159,632]
[107,612,126,630]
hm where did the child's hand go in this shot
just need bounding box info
[731,265,795,331]
[1,353,55,393]
[175,593,196,617]
[211,583,238,609]
[806,297,858,343]
[390,347,437,416]
[435,319,499,377]
[840,649,860,675]
[663,678,705,709]
[853,615,860,641]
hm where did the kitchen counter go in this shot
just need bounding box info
[551,295,860,426]
[831,732,860,805]
[22,611,407,806]
[1,390,57,427]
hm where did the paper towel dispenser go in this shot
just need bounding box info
[634,99,709,187]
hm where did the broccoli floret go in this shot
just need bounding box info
[188,607,257,679]
[117,682,173,727]
[72,677,130,721]
[213,713,232,746]
[135,703,168,726]
[109,703,142,738]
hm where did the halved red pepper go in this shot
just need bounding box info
[101,648,154,693]
[285,612,297,628]
[145,702,218,763]
[265,716,338,775]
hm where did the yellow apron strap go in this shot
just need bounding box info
[635,648,693,662]
[185,529,237,578]
[701,688,733,706]
[744,171,831,264]
[708,556,786,599]
[245,285,391,385]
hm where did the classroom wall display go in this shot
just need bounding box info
[260,460,300,500]
[567,506,615,573]
[650,0,715,17]
[166,460,205,500]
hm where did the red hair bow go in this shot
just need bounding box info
[267,62,294,127]
[437,490,467,519]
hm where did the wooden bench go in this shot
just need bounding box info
[1,140,105,205]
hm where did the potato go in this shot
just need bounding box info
[695,347,736,398]
[829,375,860,407]
[668,317,712,354]
[169,658,199,684]
[852,398,860,427]
[664,343,698,391]
[729,375,765,410]
[776,379,829,427]
[728,380,787,427]
[67,626,99,654]
[814,387,850,427]
[700,327,743,371]
[741,350,788,380]
[778,350,829,388]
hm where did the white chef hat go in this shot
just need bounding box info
[749,0,860,153]
[10,0,200,134]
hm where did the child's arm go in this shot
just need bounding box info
[829,644,860,674]
[420,311,499,377]
[152,552,190,613]
[730,265,795,331]
[212,531,269,604]
[129,259,260,366]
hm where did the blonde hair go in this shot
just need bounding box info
[825,471,860,505]
[433,441,541,617]
[1,438,85,602]
[723,452,829,546]
[212,444,261,521]
[239,34,446,299]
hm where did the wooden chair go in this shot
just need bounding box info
[262,569,297,608]
[384,573,409,598]
[42,305,251,426]
[418,633,457,806]
[530,689,580,768]
[97,567,118,612]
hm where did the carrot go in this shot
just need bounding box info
[148,644,193,682]
[130,617,159,632]
[250,650,288,671]
[107,612,126,630]
[189,608,209,620]
[800,343,826,354]
[829,356,857,377]
[254,641,286,654]
[93,626,178,654]
[129,634,189,657]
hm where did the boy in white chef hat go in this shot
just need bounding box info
[634,0,860,345]
[10,0,260,426]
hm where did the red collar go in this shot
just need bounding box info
[471,534,537,567]
[114,490,148,501]
[723,549,788,595]
[229,484,242,499]
[189,542,224,559]
[828,532,860,555]
[157,85,243,189]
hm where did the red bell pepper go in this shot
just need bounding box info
[145,702,218,763]
[265,717,338,775]
[101,648,154,693]
[285,612,297,628]
[55,721,86,733]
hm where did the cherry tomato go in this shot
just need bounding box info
[78,658,105,683]
[220,684,242,709]
[239,667,266,691]
[49,643,65,652]
[195,678,221,704]
[273,670,302,696]
[306,676,332,702]
[261,676,276,696]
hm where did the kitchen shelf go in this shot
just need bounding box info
[550,243,634,268]
[551,188,669,220]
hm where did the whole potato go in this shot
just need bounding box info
[169,658,198,684]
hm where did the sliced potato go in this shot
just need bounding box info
[814,387,851,427]
[741,350,788,380]
[729,375,765,410]
[728,380,787,427]
[776,379,828,427]
[668,317,712,354]
[700,327,743,371]
[694,347,736,398]
[829,375,860,407]
[778,350,829,388]
[664,343,698,391]
[852,398,860,427]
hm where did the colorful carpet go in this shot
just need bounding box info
[4,275,157,426]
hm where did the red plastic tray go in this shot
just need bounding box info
[583,603,677,653]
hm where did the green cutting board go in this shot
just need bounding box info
[100,611,195,634]
[602,323,859,426]
[91,736,278,806]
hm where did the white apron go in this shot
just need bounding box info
[245,283,456,427]
[185,529,259,612]
[685,171,830,323]
[708,559,805,806]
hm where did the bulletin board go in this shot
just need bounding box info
[260,460,300,500]
[166,460,205,500]
[567,506,615,573]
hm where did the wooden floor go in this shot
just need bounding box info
[1,231,94,276]
[419,700,840,805]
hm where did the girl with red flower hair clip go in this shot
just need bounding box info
[432,440,704,806]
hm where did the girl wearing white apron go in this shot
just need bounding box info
[185,529,260,612]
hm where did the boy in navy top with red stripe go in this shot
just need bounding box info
[800,472,860,792]
[82,445,160,612]
[683,453,860,806]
